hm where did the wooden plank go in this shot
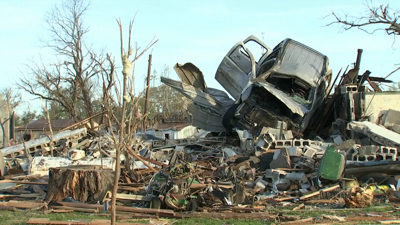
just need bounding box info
[50,205,99,213]
[0,201,46,209]
[52,201,103,209]
[43,209,74,214]
[53,201,175,215]
[125,145,158,172]
[280,218,314,224]
[0,180,48,185]
[299,185,340,200]
[0,193,42,199]
[305,199,339,204]
[115,193,152,201]
[345,217,399,222]
[380,220,400,224]
[26,218,125,225]
[115,205,175,216]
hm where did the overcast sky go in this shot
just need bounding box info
[1,0,399,112]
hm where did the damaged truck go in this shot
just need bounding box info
[162,35,332,142]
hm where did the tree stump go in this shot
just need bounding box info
[45,165,114,203]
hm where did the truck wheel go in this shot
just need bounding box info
[222,103,240,130]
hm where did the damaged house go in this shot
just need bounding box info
[15,119,76,141]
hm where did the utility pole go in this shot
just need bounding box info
[143,54,152,133]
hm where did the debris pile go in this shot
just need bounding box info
[1,35,400,222]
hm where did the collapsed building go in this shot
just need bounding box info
[1,35,400,220]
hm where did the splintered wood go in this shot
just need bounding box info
[344,186,374,208]
[45,166,114,203]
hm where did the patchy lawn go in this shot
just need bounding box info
[0,204,398,224]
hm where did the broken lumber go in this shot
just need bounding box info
[125,145,158,172]
[26,218,143,225]
[52,201,175,216]
[50,205,99,213]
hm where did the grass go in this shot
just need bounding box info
[0,210,272,225]
[0,211,108,225]
[172,218,268,225]
[0,204,397,225]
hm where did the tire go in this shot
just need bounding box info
[186,199,198,211]
[222,103,240,130]
[150,197,161,209]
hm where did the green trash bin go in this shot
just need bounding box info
[318,147,345,181]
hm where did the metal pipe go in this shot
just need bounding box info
[143,54,152,133]
[352,49,363,83]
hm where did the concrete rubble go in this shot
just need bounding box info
[1,35,400,220]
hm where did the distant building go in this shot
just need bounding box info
[15,119,75,141]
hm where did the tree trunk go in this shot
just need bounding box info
[45,165,114,203]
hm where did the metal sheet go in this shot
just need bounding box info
[187,103,226,132]
[255,82,310,117]
[174,63,206,91]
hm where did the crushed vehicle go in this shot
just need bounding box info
[217,36,332,137]
[162,36,332,142]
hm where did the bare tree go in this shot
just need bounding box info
[327,3,400,37]
[17,0,110,128]
[102,17,157,224]
[326,2,400,78]
[0,88,22,147]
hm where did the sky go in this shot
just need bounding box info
[1,0,400,113]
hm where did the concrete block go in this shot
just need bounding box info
[377,153,397,161]
[383,109,400,128]
[286,147,301,157]
[274,140,293,148]
[304,146,318,158]
[349,97,356,121]
[347,121,400,148]
[283,130,293,140]
[340,85,358,94]
[270,148,291,169]
[379,146,398,155]
[358,145,379,155]
[264,169,287,179]
[293,139,310,147]
[299,176,311,189]
[353,154,376,162]
[309,143,327,151]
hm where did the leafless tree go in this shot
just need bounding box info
[326,2,400,78]
[17,0,110,128]
[103,17,157,225]
[327,2,400,37]
[0,88,22,147]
